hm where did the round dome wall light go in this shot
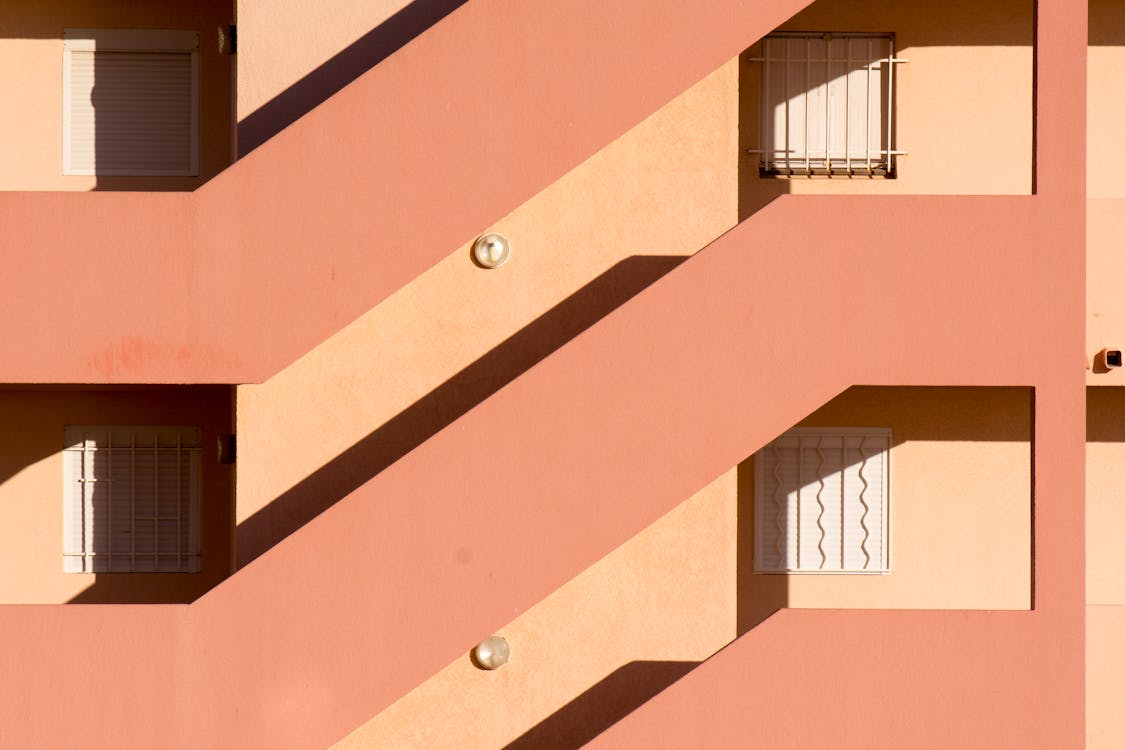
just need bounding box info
[472,233,511,269]
[471,635,510,670]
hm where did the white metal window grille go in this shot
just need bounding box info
[748,33,907,177]
[63,426,202,573]
[63,29,199,176]
[754,427,890,573]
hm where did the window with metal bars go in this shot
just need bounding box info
[748,33,906,177]
[754,427,890,573]
[63,426,201,573]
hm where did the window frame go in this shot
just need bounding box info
[62,425,203,574]
[62,28,200,177]
[748,31,903,178]
[754,426,891,574]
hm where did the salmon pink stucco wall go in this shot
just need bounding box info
[0,387,233,604]
[0,0,1085,748]
[0,0,233,191]
[337,386,1031,749]
[0,201,1082,747]
[0,0,815,384]
[233,60,741,564]
[578,1,1084,743]
[336,472,739,750]
[231,1,1040,737]
[234,0,1038,566]
[184,191,1085,748]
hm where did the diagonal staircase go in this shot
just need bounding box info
[182,194,1078,748]
[0,0,1086,746]
[0,192,1076,748]
[0,0,813,384]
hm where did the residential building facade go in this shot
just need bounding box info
[0,0,1115,747]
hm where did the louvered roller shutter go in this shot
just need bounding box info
[63,426,202,573]
[63,29,198,176]
[755,428,890,573]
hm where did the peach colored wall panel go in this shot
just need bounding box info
[1087,200,1125,383]
[1089,606,1125,750]
[0,387,233,604]
[0,0,233,191]
[1088,0,1125,199]
[1087,387,1125,604]
[744,387,1031,611]
[739,0,1032,212]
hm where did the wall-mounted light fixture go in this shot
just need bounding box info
[471,635,510,670]
[472,233,511,269]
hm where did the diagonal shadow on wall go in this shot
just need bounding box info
[501,661,698,750]
[236,254,688,567]
[498,385,1033,746]
[237,0,470,156]
[497,457,791,749]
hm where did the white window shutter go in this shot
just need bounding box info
[759,35,893,175]
[63,29,199,176]
[63,426,202,574]
[755,428,890,573]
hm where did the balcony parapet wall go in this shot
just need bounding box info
[0,193,1083,747]
[0,0,813,384]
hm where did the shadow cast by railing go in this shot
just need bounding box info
[236,254,687,566]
